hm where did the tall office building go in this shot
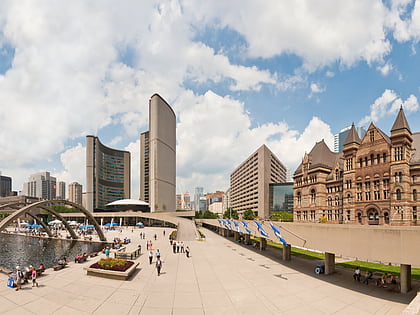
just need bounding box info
[23,171,56,200]
[334,125,366,153]
[85,135,131,212]
[68,182,83,205]
[230,144,287,219]
[57,181,66,200]
[193,186,204,211]
[206,191,225,215]
[140,94,176,212]
[0,174,12,197]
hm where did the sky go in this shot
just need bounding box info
[1,1,420,198]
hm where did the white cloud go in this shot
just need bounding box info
[52,143,86,188]
[310,83,325,94]
[377,62,394,76]
[359,89,419,125]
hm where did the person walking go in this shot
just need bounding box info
[15,266,24,291]
[31,267,39,287]
[156,249,161,259]
[172,242,176,254]
[180,241,185,253]
[148,251,153,264]
[156,257,162,276]
[186,246,190,258]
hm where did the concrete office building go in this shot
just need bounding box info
[0,174,12,197]
[230,144,287,219]
[23,172,56,200]
[140,94,176,212]
[334,125,366,153]
[57,181,66,200]
[294,108,420,225]
[85,135,131,212]
[68,182,83,205]
[206,191,225,216]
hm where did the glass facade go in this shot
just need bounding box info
[269,183,294,213]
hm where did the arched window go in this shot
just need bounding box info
[396,189,402,200]
[370,154,374,165]
[359,158,363,168]
[335,196,340,206]
[377,154,381,164]
[365,157,368,166]
[297,192,302,205]
[414,190,417,201]
[357,212,362,224]
[383,153,387,163]
[384,212,390,224]
[310,189,316,204]
[327,197,332,206]
[347,194,352,203]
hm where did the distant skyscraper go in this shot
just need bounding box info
[181,193,191,210]
[206,191,225,215]
[334,125,366,153]
[194,186,204,211]
[68,182,83,205]
[57,181,66,200]
[140,94,176,212]
[85,135,131,212]
[23,171,56,200]
[0,174,12,197]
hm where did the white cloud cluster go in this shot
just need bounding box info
[1,1,420,195]
[359,89,419,125]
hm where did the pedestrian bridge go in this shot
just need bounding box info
[198,219,420,293]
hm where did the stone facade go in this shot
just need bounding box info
[294,108,420,225]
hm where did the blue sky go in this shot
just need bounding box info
[0,1,419,198]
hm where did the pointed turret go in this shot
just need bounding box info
[391,106,411,134]
[343,123,361,147]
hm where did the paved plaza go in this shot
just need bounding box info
[0,226,417,314]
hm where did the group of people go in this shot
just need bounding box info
[13,264,44,291]
[170,239,190,257]
[353,267,397,287]
[74,253,87,263]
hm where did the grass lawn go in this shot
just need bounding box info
[251,237,420,278]
[337,261,420,280]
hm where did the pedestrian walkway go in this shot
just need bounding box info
[0,226,415,314]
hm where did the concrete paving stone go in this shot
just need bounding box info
[173,293,203,308]
[2,288,39,306]
[127,305,143,315]
[172,308,205,315]
[203,306,240,315]
[22,296,62,315]
[67,295,103,313]
[201,291,234,308]
[2,306,34,315]
[0,295,20,313]
[143,292,174,308]
[139,307,172,315]
[107,288,140,306]
[234,303,278,315]
[52,305,90,315]
[93,301,133,315]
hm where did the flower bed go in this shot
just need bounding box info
[89,258,134,272]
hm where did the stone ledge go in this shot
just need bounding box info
[84,261,139,280]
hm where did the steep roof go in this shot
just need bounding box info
[411,132,420,165]
[294,140,341,175]
[343,124,361,147]
[391,107,411,134]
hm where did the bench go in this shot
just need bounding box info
[89,252,99,258]
[75,255,87,263]
[114,248,141,260]
[53,264,66,271]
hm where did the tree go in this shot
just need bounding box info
[202,210,218,219]
[223,208,238,219]
[195,211,203,219]
[271,211,293,222]
[243,209,255,220]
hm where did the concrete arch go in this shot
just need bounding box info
[38,206,78,240]
[26,212,54,237]
[0,200,107,242]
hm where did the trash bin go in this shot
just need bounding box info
[7,277,15,288]
[315,265,325,275]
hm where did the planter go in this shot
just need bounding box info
[84,261,139,280]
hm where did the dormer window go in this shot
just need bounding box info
[370,130,374,142]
